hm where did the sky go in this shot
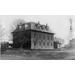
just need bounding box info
[0,15,75,44]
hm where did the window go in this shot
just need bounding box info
[47,35,49,40]
[39,33,41,38]
[39,41,41,45]
[51,35,53,40]
[19,26,21,29]
[25,24,28,28]
[32,32,34,38]
[34,32,37,38]
[47,42,49,46]
[43,34,45,39]
[43,42,45,46]
[51,43,53,46]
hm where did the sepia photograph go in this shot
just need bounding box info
[0,15,75,60]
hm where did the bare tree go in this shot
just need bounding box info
[0,24,4,42]
[0,24,4,50]
[10,19,24,30]
[9,19,31,49]
[9,19,26,42]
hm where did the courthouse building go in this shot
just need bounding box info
[12,22,54,49]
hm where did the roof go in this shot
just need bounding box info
[54,41,61,44]
[12,22,54,34]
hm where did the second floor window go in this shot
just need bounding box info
[47,35,49,40]
[39,33,41,38]
[43,34,45,39]
[51,35,53,40]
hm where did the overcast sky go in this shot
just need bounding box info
[0,15,75,44]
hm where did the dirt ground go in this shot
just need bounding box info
[1,49,75,60]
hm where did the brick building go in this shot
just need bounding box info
[12,22,54,49]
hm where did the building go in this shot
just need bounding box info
[1,41,9,50]
[64,38,75,50]
[12,22,54,49]
[69,38,75,49]
[54,41,61,49]
[54,37,65,49]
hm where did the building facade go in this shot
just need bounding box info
[12,22,54,49]
[69,38,75,49]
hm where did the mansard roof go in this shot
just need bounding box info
[12,21,54,34]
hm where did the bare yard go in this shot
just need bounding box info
[1,49,74,60]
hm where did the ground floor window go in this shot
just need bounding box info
[43,42,45,46]
[47,42,49,46]
[39,41,41,45]
[51,43,53,46]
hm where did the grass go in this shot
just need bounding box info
[1,48,72,60]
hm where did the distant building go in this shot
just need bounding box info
[69,38,75,49]
[54,37,64,48]
[12,22,54,49]
[1,41,9,50]
[54,41,61,49]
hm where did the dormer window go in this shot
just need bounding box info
[41,25,45,30]
[45,24,49,31]
[19,26,22,29]
[25,24,28,28]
